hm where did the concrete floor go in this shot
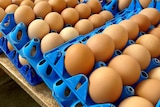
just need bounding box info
[0,71,41,107]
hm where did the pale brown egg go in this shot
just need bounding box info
[33,1,52,19]
[75,3,91,19]
[118,0,132,11]
[48,0,66,13]
[61,7,79,26]
[119,19,139,40]
[18,55,29,65]
[108,55,141,85]
[149,27,160,39]
[7,41,14,51]
[123,44,151,70]
[88,14,105,28]
[0,7,6,22]
[60,27,79,42]
[0,32,3,38]
[103,24,128,50]
[135,79,160,105]
[34,0,48,4]
[64,43,95,76]
[74,19,94,35]
[130,14,150,32]
[41,32,64,53]
[28,19,50,39]
[89,67,123,103]
[5,4,18,13]
[139,0,152,8]
[118,96,154,107]
[0,0,12,9]
[44,12,64,32]
[86,33,115,62]
[20,0,35,8]
[12,0,23,5]
[14,5,35,26]
[136,34,160,58]
[87,0,102,14]
[148,67,160,80]
[139,8,160,26]
[65,0,78,7]
[99,10,113,22]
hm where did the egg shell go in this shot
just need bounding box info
[149,27,160,39]
[0,0,12,9]
[135,79,160,105]
[103,24,128,50]
[48,0,66,13]
[99,10,113,22]
[0,7,6,22]
[65,0,78,7]
[64,43,95,76]
[20,0,35,8]
[7,41,14,51]
[34,0,48,4]
[86,33,115,62]
[136,34,160,58]
[87,0,102,14]
[89,67,123,103]
[18,55,29,66]
[118,0,132,11]
[139,0,152,8]
[108,55,141,85]
[0,32,3,38]
[12,0,23,5]
[118,96,154,107]
[148,67,160,81]
[5,4,18,13]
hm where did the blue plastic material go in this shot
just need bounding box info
[145,58,160,73]
[156,100,160,107]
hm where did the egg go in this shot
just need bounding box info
[118,0,132,11]
[136,34,160,58]
[118,96,154,107]
[123,44,151,70]
[86,33,115,62]
[0,0,12,9]
[61,7,79,26]
[5,4,18,13]
[14,5,35,26]
[74,19,94,35]
[148,67,160,80]
[103,24,128,50]
[99,10,113,22]
[20,0,35,8]
[119,20,139,40]
[65,0,78,7]
[149,27,160,39]
[48,0,66,13]
[28,19,50,39]
[135,79,160,105]
[139,8,160,26]
[130,14,150,32]
[34,0,48,4]
[7,41,14,51]
[0,7,6,22]
[89,67,123,103]
[139,0,152,8]
[108,55,141,85]
[33,1,52,19]
[75,3,91,19]
[64,43,95,76]
[59,27,79,42]
[0,32,3,38]
[12,0,23,5]
[41,32,64,53]
[87,0,102,14]
[88,14,105,28]
[18,55,29,66]
[44,12,64,32]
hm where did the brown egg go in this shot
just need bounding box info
[41,32,64,53]
[130,14,150,32]
[99,10,113,22]
[119,20,139,40]
[5,4,18,13]
[7,41,14,51]
[149,27,160,39]
[48,0,66,13]
[44,12,64,32]
[0,0,12,9]
[14,5,35,26]
[148,67,160,80]
[18,55,29,65]
[0,32,3,38]
[136,34,160,58]
[118,96,154,107]
[87,0,102,14]
[135,79,160,105]
[139,8,160,26]
[64,43,95,76]
[86,33,115,62]
[75,3,91,19]
[28,19,50,39]
[34,0,48,4]
[88,14,105,28]
[60,27,79,42]
[0,7,6,22]
[20,0,35,8]
[108,55,141,85]
[139,0,152,8]
[118,0,132,11]
[33,1,52,19]
[89,67,123,103]
[12,0,23,5]
[61,7,79,26]
[74,19,94,35]
[103,24,128,50]
[123,44,151,70]
[65,0,78,7]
